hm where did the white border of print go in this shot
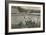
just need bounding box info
[8,3,43,32]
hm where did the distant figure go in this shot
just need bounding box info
[24,16,32,24]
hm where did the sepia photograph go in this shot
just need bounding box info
[8,3,44,33]
[11,6,40,29]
